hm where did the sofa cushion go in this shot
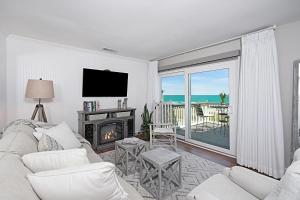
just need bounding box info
[0,129,38,156]
[22,148,90,172]
[265,161,300,200]
[27,162,128,200]
[0,153,39,200]
[187,174,258,200]
[35,122,81,149]
[293,148,300,162]
[228,166,279,199]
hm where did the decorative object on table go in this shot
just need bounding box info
[118,99,122,109]
[115,138,146,175]
[140,148,182,200]
[123,98,128,109]
[25,78,54,122]
[140,104,153,141]
[219,92,226,104]
[96,101,101,111]
[83,101,98,112]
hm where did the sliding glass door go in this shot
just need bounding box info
[159,59,239,156]
[160,73,186,139]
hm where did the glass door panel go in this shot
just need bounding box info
[189,68,230,149]
[161,74,185,138]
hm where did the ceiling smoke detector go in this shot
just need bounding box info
[102,48,118,53]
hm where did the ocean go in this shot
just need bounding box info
[163,95,229,104]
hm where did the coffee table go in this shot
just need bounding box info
[140,148,182,200]
[115,138,147,175]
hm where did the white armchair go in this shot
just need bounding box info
[187,166,279,200]
[150,102,177,151]
[187,148,300,200]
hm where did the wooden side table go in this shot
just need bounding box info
[140,148,182,200]
[115,138,146,175]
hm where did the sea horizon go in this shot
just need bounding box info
[163,95,229,104]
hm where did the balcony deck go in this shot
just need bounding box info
[163,103,230,149]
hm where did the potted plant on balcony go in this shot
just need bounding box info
[140,104,153,141]
[219,92,226,104]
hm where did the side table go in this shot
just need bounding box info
[115,138,147,175]
[140,147,182,200]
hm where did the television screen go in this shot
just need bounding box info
[82,68,128,97]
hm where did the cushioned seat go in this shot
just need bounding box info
[187,174,258,200]
[153,127,174,133]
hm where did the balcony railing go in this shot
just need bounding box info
[156,102,229,128]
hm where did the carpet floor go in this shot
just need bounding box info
[100,148,225,200]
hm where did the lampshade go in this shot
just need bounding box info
[25,79,54,99]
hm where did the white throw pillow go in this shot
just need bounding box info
[33,131,43,140]
[33,132,64,152]
[27,162,128,200]
[35,122,81,149]
[22,148,89,172]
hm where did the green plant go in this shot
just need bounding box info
[141,104,153,141]
[219,93,226,104]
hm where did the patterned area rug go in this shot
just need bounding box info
[100,148,225,200]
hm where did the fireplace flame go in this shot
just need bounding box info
[104,130,115,140]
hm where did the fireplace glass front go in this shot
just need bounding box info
[97,122,123,145]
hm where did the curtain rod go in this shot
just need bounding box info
[153,25,277,61]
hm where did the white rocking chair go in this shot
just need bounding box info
[150,102,177,151]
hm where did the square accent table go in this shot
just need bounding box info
[115,138,147,175]
[140,148,182,200]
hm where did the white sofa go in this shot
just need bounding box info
[187,149,300,200]
[0,120,144,200]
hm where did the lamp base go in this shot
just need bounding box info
[31,104,48,122]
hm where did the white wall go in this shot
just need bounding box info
[6,35,149,132]
[0,33,6,130]
[276,20,300,166]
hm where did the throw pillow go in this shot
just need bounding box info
[35,122,81,149]
[22,148,89,173]
[27,162,128,200]
[33,131,43,141]
[37,133,64,152]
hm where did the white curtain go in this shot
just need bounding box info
[237,30,285,178]
[147,61,160,111]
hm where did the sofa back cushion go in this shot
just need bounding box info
[265,161,300,200]
[0,127,38,156]
[293,148,300,162]
[22,148,90,173]
[0,153,39,200]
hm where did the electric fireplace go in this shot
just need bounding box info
[97,121,123,145]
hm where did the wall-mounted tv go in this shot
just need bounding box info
[82,68,128,97]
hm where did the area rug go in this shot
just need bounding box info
[100,148,225,200]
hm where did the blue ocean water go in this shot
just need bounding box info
[163,95,229,104]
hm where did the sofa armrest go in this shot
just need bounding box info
[224,166,279,199]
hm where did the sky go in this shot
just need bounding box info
[161,69,229,95]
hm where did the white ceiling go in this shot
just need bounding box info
[1,0,300,60]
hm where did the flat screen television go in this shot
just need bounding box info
[82,68,128,97]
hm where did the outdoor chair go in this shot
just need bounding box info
[150,102,177,151]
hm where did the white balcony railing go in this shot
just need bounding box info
[154,102,229,128]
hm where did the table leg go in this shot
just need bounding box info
[158,167,162,200]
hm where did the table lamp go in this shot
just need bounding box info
[25,78,54,122]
